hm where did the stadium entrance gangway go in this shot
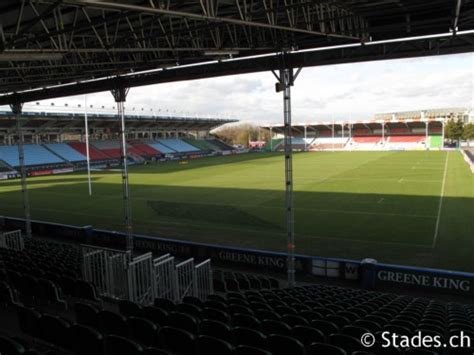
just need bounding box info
[82,245,213,304]
[0,229,24,251]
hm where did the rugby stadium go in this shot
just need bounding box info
[0,1,474,355]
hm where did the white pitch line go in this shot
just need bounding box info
[432,152,449,249]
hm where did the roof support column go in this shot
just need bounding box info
[270,126,273,151]
[10,102,32,238]
[442,121,445,149]
[425,121,429,151]
[332,119,335,152]
[275,63,302,288]
[382,123,385,148]
[349,124,353,152]
[111,86,134,252]
[304,125,307,151]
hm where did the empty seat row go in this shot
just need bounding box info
[213,270,280,293]
[45,143,87,162]
[158,139,200,153]
[0,144,65,167]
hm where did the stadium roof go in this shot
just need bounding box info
[0,0,473,105]
[0,110,235,132]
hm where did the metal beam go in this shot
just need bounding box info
[4,0,62,50]
[1,47,275,53]
[111,86,134,252]
[1,32,473,105]
[275,60,296,288]
[452,0,463,34]
[51,0,362,40]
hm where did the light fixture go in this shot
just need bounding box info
[203,50,239,56]
[0,52,63,61]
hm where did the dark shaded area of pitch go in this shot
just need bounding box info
[147,200,278,230]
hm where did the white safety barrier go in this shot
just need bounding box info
[175,258,195,302]
[82,249,108,293]
[195,259,213,301]
[82,245,131,299]
[153,255,177,301]
[128,252,154,304]
[82,245,213,304]
[108,253,131,299]
[0,230,24,251]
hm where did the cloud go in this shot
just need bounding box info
[6,53,473,124]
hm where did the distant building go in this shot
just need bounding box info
[375,107,472,123]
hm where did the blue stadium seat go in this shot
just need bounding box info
[158,139,200,152]
[45,143,86,162]
[148,142,176,154]
[0,144,65,166]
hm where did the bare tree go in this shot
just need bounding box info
[213,123,271,147]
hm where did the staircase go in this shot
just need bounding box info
[127,152,145,163]
[0,159,14,173]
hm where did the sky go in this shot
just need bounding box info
[7,52,474,125]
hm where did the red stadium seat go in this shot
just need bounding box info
[68,142,111,160]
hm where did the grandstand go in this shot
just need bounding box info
[0,110,236,175]
[0,110,236,146]
[0,138,235,175]
[1,0,474,354]
[262,109,471,151]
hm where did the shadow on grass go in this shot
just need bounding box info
[0,180,473,271]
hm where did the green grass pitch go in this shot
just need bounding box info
[0,151,473,272]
